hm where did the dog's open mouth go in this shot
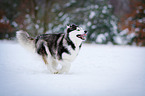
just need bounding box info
[76,34,87,40]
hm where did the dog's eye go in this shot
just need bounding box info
[77,29,80,31]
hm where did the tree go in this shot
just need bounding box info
[84,0,119,44]
[0,0,120,45]
[0,0,20,39]
[21,0,68,36]
[53,0,119,44]
[120,0,145,46]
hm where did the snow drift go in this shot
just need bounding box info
[0,41,145,96]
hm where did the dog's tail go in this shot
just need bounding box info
[16,30,35,53]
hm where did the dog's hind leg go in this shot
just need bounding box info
[42,55,48,64]
[47,60,59,74]
[42,55,59,74]
[36,40,58,74]
[52,60,59,70]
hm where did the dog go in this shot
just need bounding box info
[16,24,87,74]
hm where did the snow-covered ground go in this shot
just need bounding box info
[0,41,145,96]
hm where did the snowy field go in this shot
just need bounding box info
[0,40,145,96]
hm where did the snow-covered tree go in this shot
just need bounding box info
[120,0,145,46]
[53,0,120,44]
[0,0,20,39]
[83,0,119,44]
[0,0,121,44]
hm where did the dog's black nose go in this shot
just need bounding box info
[84,31,87,33]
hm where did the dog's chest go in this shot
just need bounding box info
[62,45,80,62]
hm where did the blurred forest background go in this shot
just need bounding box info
[0,0,145,46]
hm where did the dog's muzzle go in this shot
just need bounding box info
[77,31,87,40]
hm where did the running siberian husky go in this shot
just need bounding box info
[16,24,87,74]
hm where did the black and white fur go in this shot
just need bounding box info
[16,24,87,74]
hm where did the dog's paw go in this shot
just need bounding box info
[53,71,59,74]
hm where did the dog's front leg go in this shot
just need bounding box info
[58,62,71,74]
[42,55,58,74]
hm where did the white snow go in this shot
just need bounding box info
[102,6,107,14]
[91,25,96,29]
[95,5,99,9]
[113,36,122,44]
[120,28,129,36]
[58,12,63,17]
[0,41,145,96]
[96,34,106,43]
[35,24,39,29]
[12,21,18,27]
[87,22,91,26]
[89,11,95,19]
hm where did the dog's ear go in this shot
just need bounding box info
[67,24,78,33]
[71,24,78,30]
[67,25,70,29]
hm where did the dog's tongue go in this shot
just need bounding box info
[78,34,87,40]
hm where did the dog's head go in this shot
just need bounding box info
[66,24,87,42]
